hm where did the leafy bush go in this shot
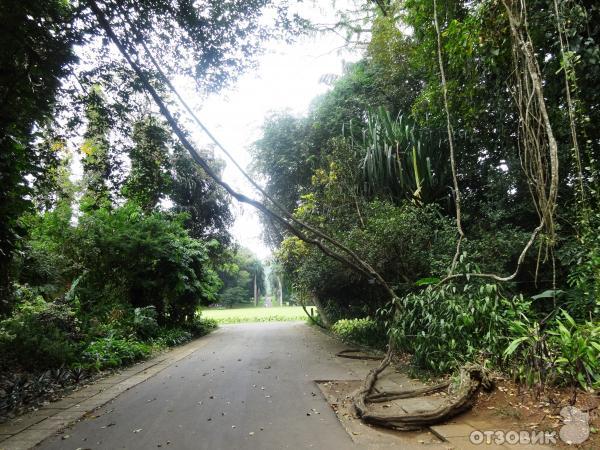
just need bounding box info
[133,306,159,339]
[502,313,550,388]
[219,286,249,308]
[154,328,192,347]
[81,336,151,371]
[186,316,218,336]
[277,201,456,318]
[548,311,600,390]
[389,283,531,374]
[69,204,222,325]
[331,318,387,349]
[0,290,81,369]
[504,310,600,390]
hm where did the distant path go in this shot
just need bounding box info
[38,323,361,450]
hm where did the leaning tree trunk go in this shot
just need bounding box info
[311,293,331,328]
[253,274,258,307]
[277,275,283,307]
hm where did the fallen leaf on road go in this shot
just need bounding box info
[133,428,143,433]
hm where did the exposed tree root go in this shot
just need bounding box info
[352,347,493,431]
[336,349,383,361]
[367,381,450,403]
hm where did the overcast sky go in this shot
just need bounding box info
[182,3,363,260]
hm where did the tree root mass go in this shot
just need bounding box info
[349,348,493,431]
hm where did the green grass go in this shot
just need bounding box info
[201,306,316,324]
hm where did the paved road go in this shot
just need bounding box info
[39,323,365,450]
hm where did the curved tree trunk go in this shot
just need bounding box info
[311,293,331,328]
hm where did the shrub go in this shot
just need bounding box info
[69,204,222,325]
[133,306,159,339]
[154,328,192,347]
[548,311,600,390]
[186,316,218,336]
[277,201,456,318]
[0,289,81,369]
[390,283,531,374]
[504,310,600,390]
[331,318,387,349]
[81,336,151,371]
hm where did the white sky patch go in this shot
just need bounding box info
[181,9,362,260]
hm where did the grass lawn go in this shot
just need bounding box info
[201,306,316,324]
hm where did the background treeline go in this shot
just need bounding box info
[253,0,600,387]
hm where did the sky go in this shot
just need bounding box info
[179,3,363,260]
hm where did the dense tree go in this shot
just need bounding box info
[80,86,115,212]
[122,116,172,212]
[217,248,265,307]
[170,146,233,245]
[0,0,78,314]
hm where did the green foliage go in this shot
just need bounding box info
[81,337,152,371]
[217,247,264,306]
[277,200,455,315]
[503,313,550,388]
[170,147,233,245]
[122,116,172,212]
[560,210,600,319]
[79,85,114,213]
[220,286,250,308]
[70,204,221,324]
[504,310,600,390]
[0,289,81,369]
[133,306,160,339]
[389,284,531,374]
[185,316,218,337]
[331,318,387,349]
[0,0,77,312]
[153,328,193,347]
[353,107,449,204]
[548,311,600,390]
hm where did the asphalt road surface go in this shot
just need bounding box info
[38,322,364,450]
